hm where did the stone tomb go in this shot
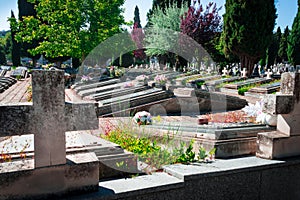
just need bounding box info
[0,77,17,93]
[257,72,300,159]
[0,70,100,199]
[145,121,274,158]
[220,78,272,94]
[10,67,27,79]
[244,81,281,98]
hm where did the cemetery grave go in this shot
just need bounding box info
[244,81,281,98]
[10,67,28,79]
[257,72,300,159]
[0,69,7,77]
[0,77,17,93]
[1,69,300,199]
[220,77,273,95]
[0,70,142,199]
[144,121,275,158]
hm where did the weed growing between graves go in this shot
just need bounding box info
[101,119,216,173]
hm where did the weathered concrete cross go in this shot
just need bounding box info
[241,68,247,78]
[0,70,98,168]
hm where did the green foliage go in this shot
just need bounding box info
[266,27,281,67]
[222,0,276,74]
[10,11,21,67]
[145,2,188,57]
[0,44,6,65]
[102,123,216,171]
[13,0,125,66]
[175,140,196,163]
[238,85,252,96]
[278,26,290,63]
[288,1,300,66]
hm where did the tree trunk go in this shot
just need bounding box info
[240,55,256,77]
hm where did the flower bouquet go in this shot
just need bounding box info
[154,74,167,86]
[136,75,149,85]
[133,111,152,126]
[81,75,92,83]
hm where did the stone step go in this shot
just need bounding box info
[257,131,300,159]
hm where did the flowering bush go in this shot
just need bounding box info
[136,75,149,82]
[154,74,167,85]
[124,82,134,88]
[81,75,92,83]
[133,111,152,126]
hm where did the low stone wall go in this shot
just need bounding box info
[72,156,300,200]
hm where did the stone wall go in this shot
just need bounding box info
[0,104,33,136]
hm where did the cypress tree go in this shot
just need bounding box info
[18,0,40,67]
[288,0,300,66]
[10,11,21,67]
[222,0,276,76]
[266,27,281,67]
[134,6,142,28]
[0,44,6,65]
[132,6,146,61]
[278,26,289,63]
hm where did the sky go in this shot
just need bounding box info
[0,0,298,31]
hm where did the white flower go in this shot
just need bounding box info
[133,111,152,125]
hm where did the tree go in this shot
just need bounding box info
[132,6,146,62]
[0,44,6,65]
[10,11,21,67]
[278,26,289,63]
[288,0,300,66]
[134,6,142,28]
[147,0,189,27]
[14,0,125,67]
[266,27,281,67]
[222,0,276,76]
[18,0,40,67]
[180,1,222,55]
[145,2,188,66]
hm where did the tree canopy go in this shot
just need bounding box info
[288,0,300,66]
[13,0,125,66]
[278,26,289,63]
[222,0,276,76]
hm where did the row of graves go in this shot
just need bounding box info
[1,65,300,199]
[0,66,19,93]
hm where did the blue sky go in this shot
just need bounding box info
[0,0,297,31]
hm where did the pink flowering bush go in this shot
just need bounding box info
[154,74,167,85]
[81,75,92,83]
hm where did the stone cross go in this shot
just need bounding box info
[266,69,273,79]
[0,70,98,168]
[222,68,228,76]
[207,67,212,74]
[241,68,247,78]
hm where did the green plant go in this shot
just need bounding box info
[101,119,216,173]
[16,75,22,81]
[175,140,196,164]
